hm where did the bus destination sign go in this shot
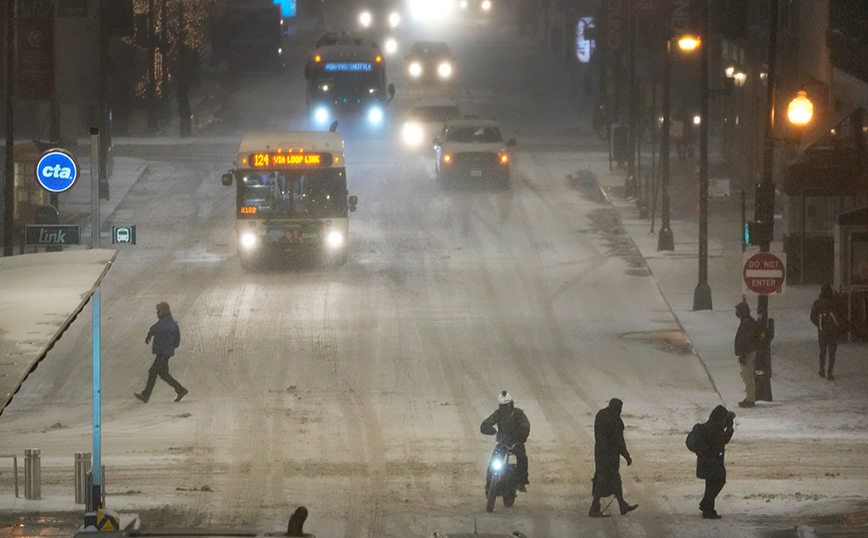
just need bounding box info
[324,62,372,72]
[249,153,333,167]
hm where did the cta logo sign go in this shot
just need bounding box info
[35,149,79,192]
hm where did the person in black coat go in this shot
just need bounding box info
[694,405,735,519]
[810,284,841,380]
[588,398,638,517]
[135,302,188,403]
[734,301,760,408]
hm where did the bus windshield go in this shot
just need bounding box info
[239,168,347,218]
[310,65,384,94]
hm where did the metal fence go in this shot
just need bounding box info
[0,454,19,497]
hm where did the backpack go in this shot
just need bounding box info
[686,423,703,454]
[818,310,839,337]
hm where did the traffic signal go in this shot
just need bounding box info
[754,180,776,223]
[746,220,773,246]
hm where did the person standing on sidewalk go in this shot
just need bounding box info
[810,284,841,380]
[688,405,735,519]
[734,301,760,408]
[135,302,188,403]
[588,398,638,517]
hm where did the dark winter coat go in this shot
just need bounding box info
[480,407,531,446]
[734,314,760,359]
[695,405,734,480]
[810,291,840,343]
[594,406,630,474]
[148,314,181,357]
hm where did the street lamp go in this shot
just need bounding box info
[787,90,813,126]
[658,33,699,252]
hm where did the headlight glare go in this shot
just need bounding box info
[409,62,422,77]
[240,233,258,249]
[326,230,344,248]
[403,123,423,146]
[438,62,452,78]
[369,107,383,123]
[491,459,503,471]
[314,107,329,123]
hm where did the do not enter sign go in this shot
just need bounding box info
[743,251,786,295]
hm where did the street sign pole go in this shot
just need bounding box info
[88,128,103,525]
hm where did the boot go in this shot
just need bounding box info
[619,502,638,515]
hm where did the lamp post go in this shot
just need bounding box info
[693,0,712,311]
[657,33,698,252]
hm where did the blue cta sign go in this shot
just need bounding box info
[35,149,80,192]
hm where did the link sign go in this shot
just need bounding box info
[35,148,80,193]
[742,251,786,295]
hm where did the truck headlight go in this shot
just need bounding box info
[326,230,344,248]
[409,62,422,77]
[314,107,329,123]
[403,122,423,146]
[438,62,452,79]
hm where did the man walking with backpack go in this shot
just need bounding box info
[811,284,840,380]
[134,302,188,403]
[687,405,735,519]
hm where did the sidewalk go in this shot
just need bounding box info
[582,150,868,416]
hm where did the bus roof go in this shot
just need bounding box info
[311,44,382,63]
[237,131,344,165]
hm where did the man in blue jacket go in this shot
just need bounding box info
[135,302,188,403]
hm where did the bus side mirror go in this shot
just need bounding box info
[387,83,395,103]
[348,194,358,212]
[222,173,234,186]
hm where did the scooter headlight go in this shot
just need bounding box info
[490,458,503,471]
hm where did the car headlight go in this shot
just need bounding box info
[388,11,400,27]
[240,232,258,249]
[369,107,383,123]
[314,107,329,123]
[326,230,344,248]
[384,38,398,54]
[409,62,422,77]
[438,62,452,78]
[403,122,423,146]
[490,458,503,471]
[359,11,372,27]
[482,0,491,9]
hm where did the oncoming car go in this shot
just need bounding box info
[401,99,462,152]
[434,117,516,189]
[405,41,456,83]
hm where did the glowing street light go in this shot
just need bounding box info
[787,90,813,127]
[678,36,700,52]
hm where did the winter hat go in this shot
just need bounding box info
[709,404,729,423]
[608,398,623,414]
[735,301,751,319]
[498,390,513,405]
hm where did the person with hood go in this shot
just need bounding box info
[692,405,735,519]
[481,391,531,492]
[734,301,760,408]
[810,284,840,380]
[588,398,638,517]
[135,302,188,403]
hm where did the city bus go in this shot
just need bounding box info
[304,33,395,127]
[221,131,358,269]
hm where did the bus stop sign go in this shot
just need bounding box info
[35,149,79,193]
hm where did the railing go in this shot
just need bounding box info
[0,454,19,497]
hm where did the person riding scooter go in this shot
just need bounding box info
[481,390,531,492]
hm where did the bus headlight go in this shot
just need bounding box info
[326,230,344,248]
[438,62,452,79]
[240,232,258,249]
[369,107,383,123]
[314,107,329,123]
[403,122,423,146]
[408,62,422,77]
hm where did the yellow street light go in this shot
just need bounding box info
[787,90,813,127]
[678,36,700,52]
[733,71,747,87]
[725,66,735,78]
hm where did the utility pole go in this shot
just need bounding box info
[754,0,780,401]
[693,0,712,310]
